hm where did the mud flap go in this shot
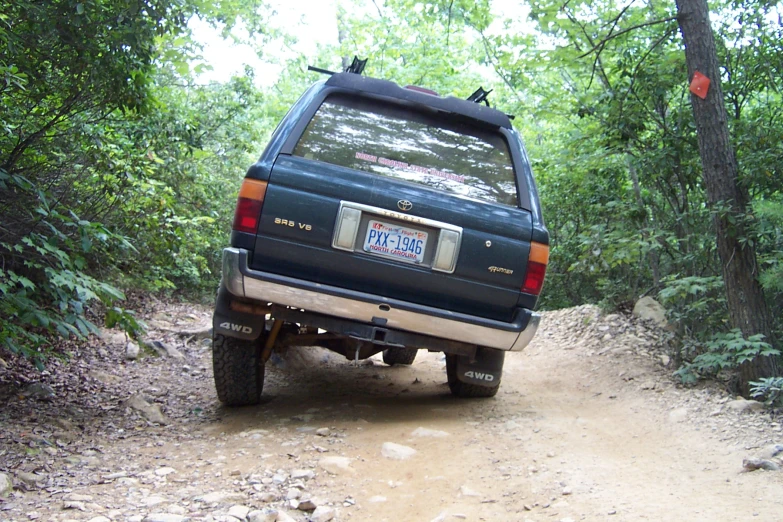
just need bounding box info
[453,347,505,387]
[212,285,267,341]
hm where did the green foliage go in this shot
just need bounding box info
[755,197,783,294]
[675,330,780,384]
[0,168,136,362]
[750,377,783,407]
[658,275,727,336]
[2,0,782,385]
[0,0,270,361]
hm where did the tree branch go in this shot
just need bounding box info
[579,16,678,59]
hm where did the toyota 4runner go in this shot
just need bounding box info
[212,65,549,405]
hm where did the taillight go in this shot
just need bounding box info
[522,242,549,295]
[232,179,268,234]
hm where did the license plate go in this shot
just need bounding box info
[363,220,428,264]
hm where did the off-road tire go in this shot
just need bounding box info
[382,347,418,366]
[212,334,264,406]
[445,354,500,398]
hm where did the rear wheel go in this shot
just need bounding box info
[446,353,501,398]
[212,334,265,406]
[382,346,418,366]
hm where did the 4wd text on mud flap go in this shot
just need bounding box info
[463,371,495,382]
[219,322,252,334]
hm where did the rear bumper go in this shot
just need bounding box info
[222,247,540,351]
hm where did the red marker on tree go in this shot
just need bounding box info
[689,71,710,99]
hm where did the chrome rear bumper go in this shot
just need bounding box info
[222,247,539,351]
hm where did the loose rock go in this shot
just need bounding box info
[143,515,186,522]
[311,506,335,522]
[381,442,417,460]
[16,471,44,485]
[194,491,247,504]
[276,512,298,522]
[227,505,252,519]
[126,394,169,425]
[743,458,781,472]
[668,408,688,423]
[297,498,318,511]
[318,456,354,475]
[0,473,12,497]
[248,510,277,522]
[126,341,141,360]
[62,501,86,511]
[459,485,481,497]
[725,398,765,413]
[248,510,278,522]
[291,469,315,481]
[632,297,668,328]
[758,444,783,461]
[411,427,449,438]
[21,382,55,400]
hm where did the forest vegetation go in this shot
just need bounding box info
[1,0,781,399]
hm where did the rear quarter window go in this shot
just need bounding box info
[292,94,519,207]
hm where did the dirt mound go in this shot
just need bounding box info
[540,304,674,364]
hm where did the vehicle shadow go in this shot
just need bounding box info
[212,349,478,433]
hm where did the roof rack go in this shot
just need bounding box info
[466,86,515,120]
[308,55,368,77]
[467,87,492,106]
[344,56,367,75]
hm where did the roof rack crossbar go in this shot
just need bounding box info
[307,56,368,77]
[307,65,338,76]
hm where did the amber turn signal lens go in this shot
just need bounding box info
[232,179,268,234]
[522,242,549,295]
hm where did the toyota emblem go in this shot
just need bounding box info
[397,199,413,211]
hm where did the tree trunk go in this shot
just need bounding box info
[675,0,780,395]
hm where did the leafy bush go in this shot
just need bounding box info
[750,377,783,407]
[658,275,727,337]
[675,330,780,385]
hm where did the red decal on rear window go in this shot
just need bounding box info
[355,152,466,183]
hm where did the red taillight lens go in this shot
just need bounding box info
[232,179,268,234]
[233,198,263,233]
[521,242,549,296]
[522,261,547,295]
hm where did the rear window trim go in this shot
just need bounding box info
[279,86,530,211]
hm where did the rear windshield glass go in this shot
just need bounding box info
[292,94,518,206]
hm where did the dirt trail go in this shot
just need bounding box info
[1,305,782,522]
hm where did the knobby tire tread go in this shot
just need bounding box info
[212,334,264,406]
[383,347,418,366]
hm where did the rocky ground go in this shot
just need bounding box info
[1,301,782,522]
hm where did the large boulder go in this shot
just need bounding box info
[633,297,668,328]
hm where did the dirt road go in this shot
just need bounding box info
[1,305,781,522]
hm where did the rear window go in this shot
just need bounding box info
[292,94,518,206]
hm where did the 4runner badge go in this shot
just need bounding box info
[397,200,413,211]
[488,266,514,275]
